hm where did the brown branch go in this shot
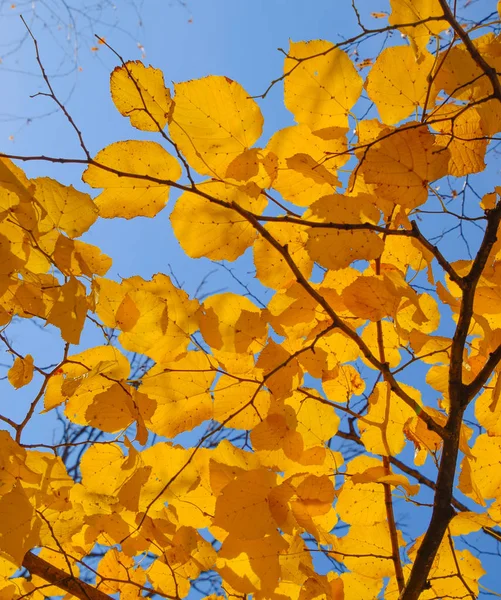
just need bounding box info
[22,552,113,600]
[399,199,501,600]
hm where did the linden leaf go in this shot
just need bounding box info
[266,125,348,206]
[200,293,267,355]
[214,469,277,539]
[52,237,112,277]
[389,0,448,54]
[110,60,172,131]
[365,46,437,125]
[171,181,267,261]
[46,277,88,344]
[336,456,387,526]
[464,434,501,501]
[432,105,488,176]
[357,124,450,209]
[82,140,181,218]
[434,34,501,103]
[284,40,363,130]
[7,354,34,389]
[169,75,263,178]
[141,351,216,438]
[254,221,313,290]
[0,483,41,564]
[342,275,401,321]
[213,377,270,430]
[304,195,383,270]
[322,364,366,401]
[359,381,422,456]
[44,345,130,412]
[33,177,98,238]
[286,392,340,447]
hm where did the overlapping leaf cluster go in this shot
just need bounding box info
[1,1,501,599]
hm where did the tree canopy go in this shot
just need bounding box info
[1,0,501,598]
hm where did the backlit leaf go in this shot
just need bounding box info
[83,140,181,218]
[110,60,172,131]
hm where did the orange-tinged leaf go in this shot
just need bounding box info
[110,60,172,131]
[214,468,277,538]
[33,177,98,238]
[357,124,450,210]
[256,338,302,400]
[254,221,313,290]
[169,75,263,178]
[7,354,34,389]
[52,236,112,277]
[200,292,267,354]
[250,412,304,461]
[284,40,363,130]
[141,351,215,438]
[83,140,181,218]
[0,483,41,564]
[171,181,266,261]
[46,276,88,344]
[322,364,366,401]
[44,345,130,411]
[216,531,288,595]
[342,274,400,321]
[213,376,270,430]
[434,34,501,102]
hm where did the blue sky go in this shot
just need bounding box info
[1,0,500,597]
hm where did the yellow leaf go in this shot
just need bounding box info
[200,292,267,354]
[214,469,277,538]
[286,391,340,447]
[342,274,400,321]
[7,354,34,389]
[360,381,422,456]
[34,177,99,238]
[83,140,181,218]
[213,376,270,430]
[266,124,348,207]
[254,221,313,290]
[169,75,263,178]
[358,124,450,209]
[171,181,266,261]
[434,34,501,102]
[44,345,130,411]
[389,0,448,54]
[52,236,112,277]
[141,351,215,438]
[304,195,383,269]
[284,40,363,130]
[0,483,41,564]
[46,277,88,344]
[110,60,172,131]
[256,339,302,400]
[465,434,501,501]
[432,105,488,176]
[366,46,437,124]
[322,364,366,401]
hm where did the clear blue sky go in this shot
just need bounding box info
[1,0,500,597]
